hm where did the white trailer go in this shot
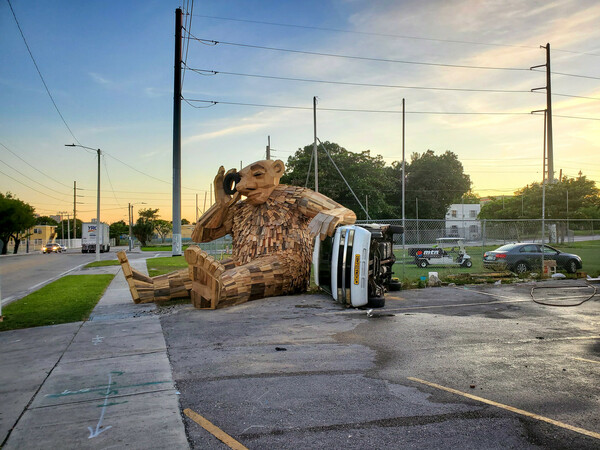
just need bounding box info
[82,222,110,253]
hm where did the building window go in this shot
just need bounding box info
[469,210,477,218]
[451,210,457,218]
[34,228,42,234]
[469,225,478,233]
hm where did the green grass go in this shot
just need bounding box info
[393,240,600,284]
[146,255,188,276]
[85,259,120,268]
[0,274,114,332]
[141,245,190,252]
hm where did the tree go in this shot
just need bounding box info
[154,219,172,243]
[479,174,600,220]
[181,218,190,225]
[0,192,36,254]
[132,207,160,246]
[110,220,129,246]
[401,150,472,219]
[55,219,83,240]
[281,141,398,220]
[36,216,58,226]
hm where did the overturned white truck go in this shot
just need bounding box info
[313,224,403,308]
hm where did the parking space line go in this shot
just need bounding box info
[407,377,600,440]
[572,357,600,365]
[184,408,248,450]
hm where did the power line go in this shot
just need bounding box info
[0,141,73,188]
[6,0,81,145]
[189,36,531,72]
[186,66,600,100]
[193,14,600,58]
[0,157,74,198]
[183,98,600,121]
[181,0,195,89]
[185,66,530,94]
[0,168,73,203]
[190,14,537,51]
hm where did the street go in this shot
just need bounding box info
[0,247,145,306]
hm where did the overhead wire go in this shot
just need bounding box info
[188,36,532,72]
[6,0,81,145]
[182,98,600,120]
[192,14,600,57]
[185,66,600,100]
[0,141,74,188]
[0,157,75,198]
[0,168,76,203]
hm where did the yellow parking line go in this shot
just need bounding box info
[572,357,600,365]
[407,377,600,440]
[184,408,248,450]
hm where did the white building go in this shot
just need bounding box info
[445,203,481,240]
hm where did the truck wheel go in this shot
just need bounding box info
[388,281,402,291]
[462,260,473,268]
[368,296,385,308]
[418,259,428,268]
[388,225,404,235]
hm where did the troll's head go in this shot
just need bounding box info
[227,159,285,206]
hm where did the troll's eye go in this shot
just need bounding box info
[253,172,264,177]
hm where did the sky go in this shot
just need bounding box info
[1,0,599,224]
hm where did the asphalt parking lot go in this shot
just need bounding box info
[161,280,599,449]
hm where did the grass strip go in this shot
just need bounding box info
[85,259,120,268]
[0,274,114,332]
[147,256,188,276]
[141,245,191,252]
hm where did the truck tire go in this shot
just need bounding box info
[368,296,385,308]
[388,281,402,291]
[418,259,428,268]
[462,260,473,268]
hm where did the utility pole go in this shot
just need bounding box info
[195,193,198,223]
[313,96,318,193]
[531,43,554,182]
[73,181,77,244]
[172,7,183,256]
[402,98,406,280]
[128,203,133,251]
[266,135,271,160]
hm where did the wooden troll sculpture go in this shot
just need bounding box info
[119,159,356,309]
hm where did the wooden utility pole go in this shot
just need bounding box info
[172,7,183,256]
[266,135,271,160]
[73,181,77,242]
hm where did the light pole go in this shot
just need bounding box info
[66,144,101,261]
[128,202,146,251]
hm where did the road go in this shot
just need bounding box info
[0,247,144,306]
[161,281,599,449]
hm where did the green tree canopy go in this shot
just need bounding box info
[0,192,36,254]
[133,208,160,246]
[281,141,398,220]
[110,220,129,245]
[55,219,83,239]
[36,216,59,226]
[387,150,472,219]
[479,174,600,220]
[154,219,172,243]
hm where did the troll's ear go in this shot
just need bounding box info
[271,159,285,176]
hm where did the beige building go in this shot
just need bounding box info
[5,224,57,253]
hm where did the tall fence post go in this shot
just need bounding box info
[482,219,486,261]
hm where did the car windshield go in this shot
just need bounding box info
[494,244,518,252]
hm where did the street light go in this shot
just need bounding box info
[66,144,101,262]
[128,202,146,251]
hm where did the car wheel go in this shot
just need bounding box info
[462,260,473,268]
[566,259,578,274]
[418,259,428,268]
[514,261,529,274]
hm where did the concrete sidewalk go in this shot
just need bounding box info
[1,259,189,449]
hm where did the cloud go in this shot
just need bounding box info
[89,72,111,85]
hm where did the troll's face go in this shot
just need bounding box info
[236,159,285,206]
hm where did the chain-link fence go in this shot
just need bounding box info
[357,218,600,279]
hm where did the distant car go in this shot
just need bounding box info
[58,243,68,252]
[42,243,63,254]
[483,243,582,274]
